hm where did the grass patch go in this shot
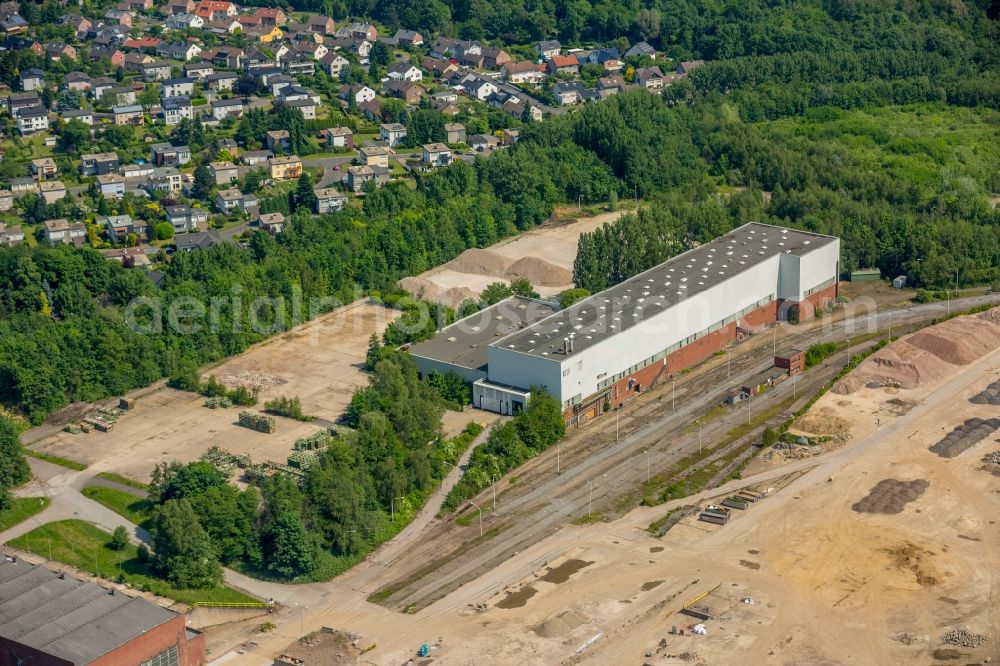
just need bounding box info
[0,497,50,532]
[25,450,87,471]
[96,472,149,491]
[81,486,154,528]
[571,511,604,525]
[7,520,258,605]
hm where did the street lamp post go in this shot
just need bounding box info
[468,501,483,537]
[490,475,496,510]
[726,348,731,380]
[644,449,650,484]
[557,440,561,475]
[846,338,851,368]
[587,481,595,517]
[672,376,675,411]
[697,420,703,454]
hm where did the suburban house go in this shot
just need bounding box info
[257,212,285,234]
[279,96,317,119]
[123,52,154,72]
[161,96,193,125]
[210,97,245,120]
[387,62,422,82]
[321,52,350,77]
[157,41,201,61]
[444,122,466,145]
[184,62,214,80]
[100,247,150,267]
[465,78,497,101]
[16,106,49,135]
[0,192,13,212]
[345,84,376,105]
[166,12,203,29]
[314,187,347,213]
[320,126,353,149]
[30,157,57,180]
[161,77,195,98]
[635,66,665,90]
[554,80,586,105]
[536,40,562,60]
[175,230,226,251]
[205,71,237,91]
[482,47,511,69]
[166,0,196,12]
[43,219,85,245]
[306,15,336,35]
[624,41,656,59]
[9,178,37,195]
[20,68,44,91]
[0,223,24,247]
[346,165,390,192]
[503,60,545,85]
[359,146,390,167]
[195,0,237,20]
[391,28,423,48]
[241,149,273,166]
[151,143,191,166]
[266,130,291,152]
[678,60,705,75]
[97,173,126,199]
[421,143,452,168]
[39,181,67,204]
[269,155,302,180]
[45,42,78,61]
[141,61,173,82]
[165,204,208,232]
[547,54,579,75]
[468,133,500,152]
[63,72,92,92]
[61,109,94,126]
[101,214,146,243]
[383,80,425,105]
[208,161,238,185]
[379,123,407,148]
[147,166,183,194]
[215,188,257,214]
[81,152,120,176]
[121,164,154,180]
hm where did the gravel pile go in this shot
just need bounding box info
[982,451,1000,465]
[852,478,929,514]
[941,628,988,648]
[970,379,1000,406]
[929,418,1000,458]
[977,306,1000,325]
[222,371,287,390]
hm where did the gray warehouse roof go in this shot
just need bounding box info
[408,296,556,372]
[495,222,837,360]
[0,557,179,664]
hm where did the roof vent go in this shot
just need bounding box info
[447,336,456,342]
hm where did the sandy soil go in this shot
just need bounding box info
[400,210,629,307]
[28,299,397,483]
[210,309,1000,666]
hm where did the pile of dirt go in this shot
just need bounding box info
[397,276,441,300]
[834,340,955,394]
[883,542,939,587]
[447,248,510,276]
[852,479,929,514]
[907,316,1000,364]
[791,407,851,437]
[533,610,589,638]
[496,585,537,609]
[504,256,573,287]
[835,310,1000,394]
[970,379,1000,406]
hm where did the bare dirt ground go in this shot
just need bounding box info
[399,209,630,307]
[25,299,398,483]
[205,304,1000,666]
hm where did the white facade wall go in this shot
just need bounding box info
[485,345,562,397]
[487,239,839,407]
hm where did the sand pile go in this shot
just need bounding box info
[533,610,589,638]
[438,286,479,309]
[504,256,573,287]
[792,408,851,437]
[447,248,510,276]
[907,316,1000,365]
[835,311,1000,394]
[834,340,955,394]
[397,276,441,300]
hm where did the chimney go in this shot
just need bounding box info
[568,333,575,352]
[562,337,569,354]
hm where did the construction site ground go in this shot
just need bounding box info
[22,299,399,483]
[200,298,1000,665]
[399,209,629,307]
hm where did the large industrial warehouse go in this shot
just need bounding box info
[410,222,840,420]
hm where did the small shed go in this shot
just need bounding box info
[774,348,804,375]
[892,275,907,289]
[849,268,881,282]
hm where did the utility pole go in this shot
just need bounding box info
[616,409,619,443]
[772,327,776,357]
[490,475,496,510]
[793,372,797,399]
[587,481,596,517]
[557,440,561,475]
[747,391,752,425]
[468,501,483,537]
[672,376,675,411]
[888,311,892,340]
[846,338,851,368]
[698,420,703,454]
[726,348,731,380]
[644,449,650,484]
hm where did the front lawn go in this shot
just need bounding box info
[81,486,154,528]
[7,520,259,606]
[0,497,50,532]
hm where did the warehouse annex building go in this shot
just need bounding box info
[0,556,205,666]
[410,223,840,421]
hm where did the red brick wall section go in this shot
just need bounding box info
[566,297,783,419]
[89,614,205,666]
